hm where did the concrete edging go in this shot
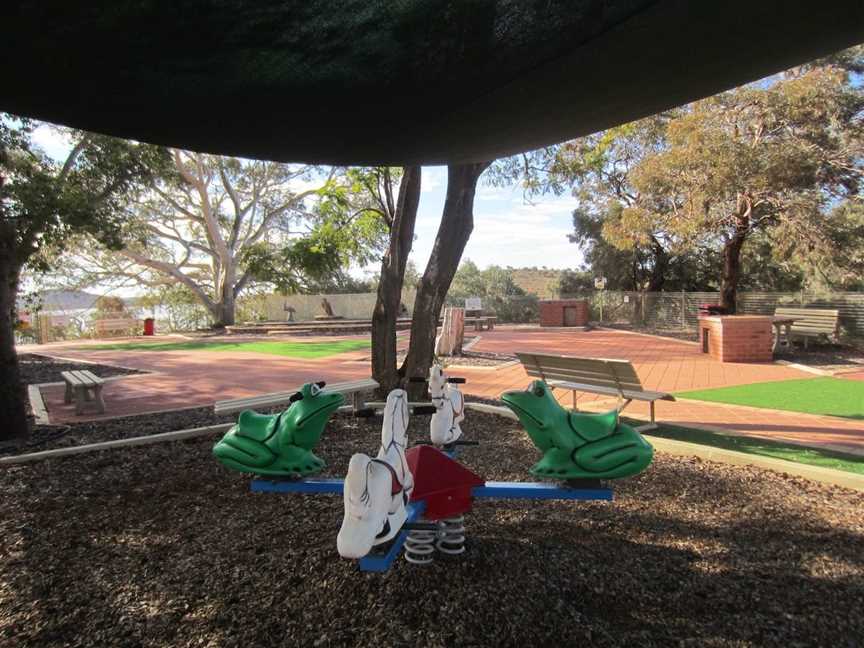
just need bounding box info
[464,402,864,492]
[0,423,233,466]
[27,384,51,426]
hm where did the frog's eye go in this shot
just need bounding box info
[533,385,545,397]
[289,391,304,403]
[310,383,321,396]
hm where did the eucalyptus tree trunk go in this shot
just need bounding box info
[718,204,752,314]
[371,167,421,396]
[400,162,490,398]
[0,225,28,442]
[213,264,237,327]
[719,229,747,314]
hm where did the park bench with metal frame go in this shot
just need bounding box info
[515,351,674,431]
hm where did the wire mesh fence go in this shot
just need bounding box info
[549,290,864,338]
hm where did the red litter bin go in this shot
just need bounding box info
[143,317,155,336]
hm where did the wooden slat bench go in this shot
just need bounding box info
[214,378,379,415]
[93,318,141,337]
[466,309,497,331]
[774,307,840,348]
[61,370,106,415]
[438,315,498,331]
[515,351,674,431]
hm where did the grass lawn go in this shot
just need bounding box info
[676,377,863,420]
[638,422,864,476]
[77,338,371,359]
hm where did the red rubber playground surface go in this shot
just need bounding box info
[24,327,864,455]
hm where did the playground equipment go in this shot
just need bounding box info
[426,363,465,447]
[212,381,344,476]
[338,390,414,558]
[222,371,654,573]
[501,380,653,480]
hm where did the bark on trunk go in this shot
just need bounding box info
[0,236,29,442]
[646,239,668,292]
[719,228,748,314]
[371,167,422,396]
[400,162,490,398]
[211,265,237,327]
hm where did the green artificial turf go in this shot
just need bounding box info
[676,377,863,420]
[77,338,371,359]
[636,422,864,476]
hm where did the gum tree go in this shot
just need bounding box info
[401,162,490,396]
[609,64,863,310]
[0,119,166,440]
[80,152,375,327]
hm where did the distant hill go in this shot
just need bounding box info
[33,289,102,311]
[510,268,563,299]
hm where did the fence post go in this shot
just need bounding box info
[680,290,686,328]
[800,289,805,306]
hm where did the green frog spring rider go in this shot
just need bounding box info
[501,380,653,480]
[213,382,344,477]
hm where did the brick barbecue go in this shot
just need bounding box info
[539,299,589,327]
[698,315,773,363]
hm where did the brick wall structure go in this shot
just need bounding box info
[698,315,773,363]
[539,300,589,327]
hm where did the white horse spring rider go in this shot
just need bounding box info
[337,389,415,559]
[429,364,465,446]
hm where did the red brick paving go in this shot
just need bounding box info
[24,328,864,454]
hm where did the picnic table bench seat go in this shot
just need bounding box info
[61,369,106,415]
[515,351,674,431]
[773,307,840,348]
[438,314,497,331]
[214,378,379,415]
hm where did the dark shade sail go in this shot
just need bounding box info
[2,1,862,164]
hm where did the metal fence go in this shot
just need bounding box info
[559,290,864,338]
[247,289,864,338]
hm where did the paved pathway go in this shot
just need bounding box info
[25,328,863,454]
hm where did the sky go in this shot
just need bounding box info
[30,125,586,285]
[400,166,582,278]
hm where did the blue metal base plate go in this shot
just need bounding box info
[250,477,344,494]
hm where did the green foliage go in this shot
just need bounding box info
[611,64,863,280]
[92,295,129,319]
[1,117,168,272]
[245,166,393,295]
[137,284,211,331]
[493,47,864,293]
[448,261,538,322]
[553,269,593,296]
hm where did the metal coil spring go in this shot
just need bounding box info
[436,516,466,555]
[404,529,436,565]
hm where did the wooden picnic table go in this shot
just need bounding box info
[771,316,799,353]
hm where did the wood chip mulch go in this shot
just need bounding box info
[18,353,144,386]
[2,410,863,647]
